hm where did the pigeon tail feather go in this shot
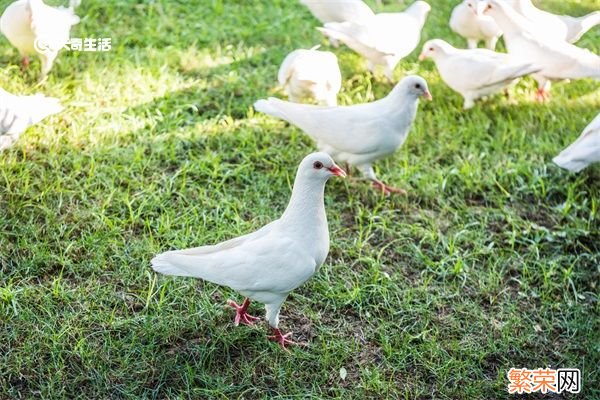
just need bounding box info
[30,95,64,123]
[552,155,586,173]
[150,251,226,279]
[567,11,600,42]
[150,252,197,277]
[254,98,289,121]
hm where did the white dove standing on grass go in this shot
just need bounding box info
[254,76,431,194]
[419,39,539,109]
[483,0,600,102]
[449,0,502,50]
[317,1,431,81]
[0,0,80,80]
[512,0,600,43]
[278,46,342,106]
[0,87,63,150]
[553,113,600,172]
[151,153,346,350]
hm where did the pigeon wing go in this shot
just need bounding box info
[151,223,318,294]
[254,98,387,155]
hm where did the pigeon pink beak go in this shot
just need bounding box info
[418,53,426,61]
[423,90,433,101]
[328,164,347,177]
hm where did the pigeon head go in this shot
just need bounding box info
[297,152,347,181]
[464,0,488,16]
[482,0,507,17]
[395,75,432,101]
[419,39,453,61]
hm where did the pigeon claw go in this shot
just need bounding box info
[372,180,407,195]
[227,298,260,326]
[21,56,30,71]
[267,328,298,351]
[535,88,550,102]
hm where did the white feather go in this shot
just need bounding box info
[0,87,63,150]
[512,0,600,43]
[553,113,600,172]
[300,0,374,23]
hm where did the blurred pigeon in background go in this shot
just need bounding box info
[278,46,342,106]
[484,0,600,101]
[0,0,80,79]
[512,0,600,43]
[318,1,431,81]
[0,87,63,150]
[450,0,502,50]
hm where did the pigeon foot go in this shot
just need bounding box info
[535,88,550,102]
[227,298,260,326]
[21,56,30,70]
[267,328,300,351]
[372,180,406,195]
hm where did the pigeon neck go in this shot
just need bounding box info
[388,90,419,122]
[489,7,528,36]
[406,5,429,26]
[281,175,327,228]
[514,0,535,14]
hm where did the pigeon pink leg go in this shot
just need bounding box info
[535,87,550,102]
[372,180,406,195]
[267,328,298,350]
[21,56,30,70]
[227,298,260,326]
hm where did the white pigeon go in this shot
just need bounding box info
[299,0,374,24]
[483,0,600,101]
[151,152,346,350]
[419,39,539,109]
[512,0,600,43]
[278,46,342,106]
[0,0,80,79]
[449,0,503,50]
[254,76,431,194]
[317,1,431,81]
[0,87,63,150]
[553,113,600,172]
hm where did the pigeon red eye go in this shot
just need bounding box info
[313,161,323,169]
[429,47,434,51]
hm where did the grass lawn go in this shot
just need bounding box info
[1,0,599,398]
